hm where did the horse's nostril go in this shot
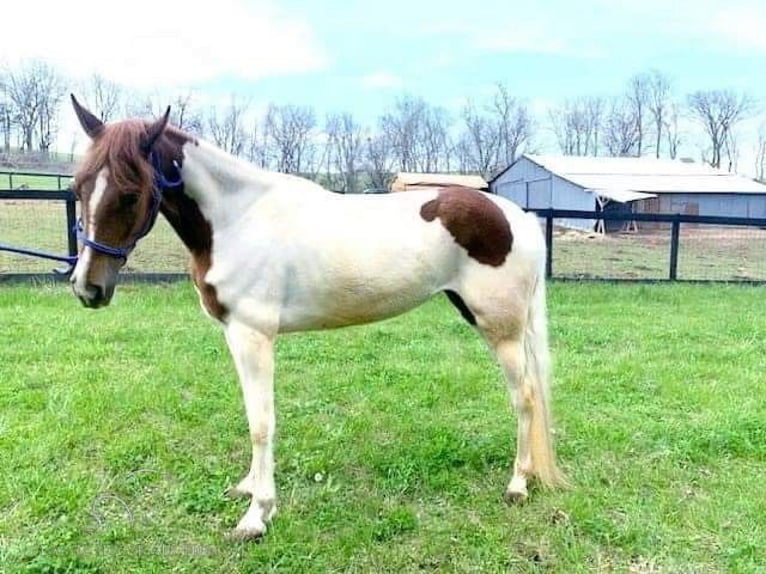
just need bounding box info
[87,283,104,301]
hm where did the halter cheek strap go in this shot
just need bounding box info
[75,152,183,262]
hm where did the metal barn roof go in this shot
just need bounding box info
[391,172,488,192]
[515,154,766,195]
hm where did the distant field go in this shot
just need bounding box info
[0,200,189,274]
[0,171,73,191]
[551,224,766,281]
[0,282,764,572]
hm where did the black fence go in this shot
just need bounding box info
[1,190,765,283]
[533,209,766,283]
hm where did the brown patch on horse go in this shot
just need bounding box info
[420,187,513,266]
[154,128,229,323]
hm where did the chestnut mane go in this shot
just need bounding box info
[75,120,154,195]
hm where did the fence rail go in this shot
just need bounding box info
[1,193,765,283]
[532,209,766,283]
[0,169,73,191]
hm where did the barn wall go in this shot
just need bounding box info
[493,157,553,207]
[635,193,766,218]
[492,158,595,230]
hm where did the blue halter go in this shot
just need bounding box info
[75,152,183,262]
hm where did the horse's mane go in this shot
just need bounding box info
[75,120,152,193]
[75,120,193,193]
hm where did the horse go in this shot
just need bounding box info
[67,95,568,540]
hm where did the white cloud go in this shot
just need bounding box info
[361,71,404,90]
[709,4,766,52]
[0,0,328,88]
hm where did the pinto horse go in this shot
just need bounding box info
[68,96,567,540]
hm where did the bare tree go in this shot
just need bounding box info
[664,101,682,160]
[419,105,452,172]
[170,92,204,135]
[602,96,639,157]
[756,124,766,182]
[0,73,13,153]
[458,100,500,177]
[206,97,249,156]
[37,78,66,155]
[626,73,650,156]
[379,95,428,172]
[722,130,739,172]
[492,83,534,167]
[687,89,756,169]
[263,103,317,174]
[549,97,602,156]
[364,133,394,190]
[246,119,271,169]
[646,70,671,158]
[86,73,123,122]
[326,112,364,192]
[6,60,65,152]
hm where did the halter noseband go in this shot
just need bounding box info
[75,152,183,262]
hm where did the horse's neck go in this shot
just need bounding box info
[180,141,267,225]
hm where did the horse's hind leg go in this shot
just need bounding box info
[224,320,277,540]
[467,284,566,503]
[491,338,534,502]
[484,323,566,503]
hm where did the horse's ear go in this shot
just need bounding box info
[141,106,171,156]
[71,94,104,139]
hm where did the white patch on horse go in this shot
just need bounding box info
[71,168,109,292]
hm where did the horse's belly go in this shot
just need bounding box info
[277,283,434,332]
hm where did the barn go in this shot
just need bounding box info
[490,154,766,231]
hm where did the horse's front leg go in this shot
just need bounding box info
[224,320,276,540]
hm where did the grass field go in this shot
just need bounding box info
[0,172,73,192]
[1,282,765,573]
[552,226,766,282]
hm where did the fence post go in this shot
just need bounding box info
[669,216,680,281]
[545,211,553,279]
[65,193,78,260]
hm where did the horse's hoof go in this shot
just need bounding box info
[224,485,251,499]
[228,524,266,542]
[504,488,528,505]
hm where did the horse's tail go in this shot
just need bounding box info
[523,251,569,488]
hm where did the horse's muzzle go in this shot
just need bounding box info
[71,279,114,309]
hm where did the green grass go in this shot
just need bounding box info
[0,202,188,274]
[553,226,766,281]
[1,282,764,572]
[0,172,73,191]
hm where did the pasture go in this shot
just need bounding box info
[1,281,764,572]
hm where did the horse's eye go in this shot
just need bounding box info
[119,193,140,208]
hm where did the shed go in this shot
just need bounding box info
[490,154,766,231]
[391,172,488,192]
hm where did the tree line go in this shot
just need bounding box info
[1,60,764,190]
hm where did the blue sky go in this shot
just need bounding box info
[193,0,766,123]
[3,0,765,168]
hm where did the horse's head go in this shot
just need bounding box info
[69,96,170,308]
